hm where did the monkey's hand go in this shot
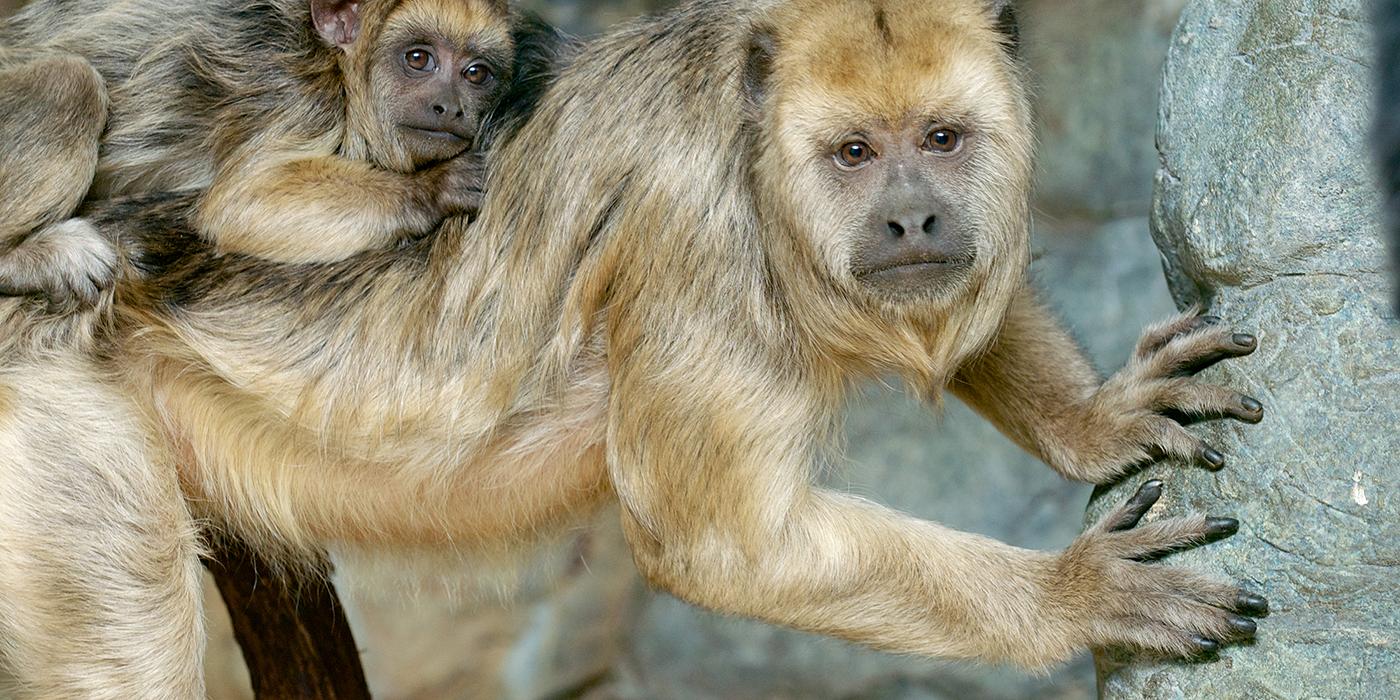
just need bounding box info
[0,219,117,308]
[1049,480,1268,660]
[1049,311,1262,484]
[424,151,487,224]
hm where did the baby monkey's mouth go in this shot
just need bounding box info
[402,125,472,143]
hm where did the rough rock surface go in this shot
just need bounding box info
[1090,0,1400,696]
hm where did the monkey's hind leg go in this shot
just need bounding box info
[0,52,114,307]
[0,358,206,699]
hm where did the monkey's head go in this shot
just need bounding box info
[314,0,514,169]
[746,0,1031,311]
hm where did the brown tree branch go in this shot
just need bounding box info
[203,537,371,699]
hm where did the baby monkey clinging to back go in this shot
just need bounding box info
[0,0,552,304]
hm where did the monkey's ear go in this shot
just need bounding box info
[742,25,778,116]
[311,0,362,50]
[985,0,1020,54]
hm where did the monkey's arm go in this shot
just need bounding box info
[196,152,482,264]
[0,51,114,306]
[608,351,1264,666]
[950,290,1262,484]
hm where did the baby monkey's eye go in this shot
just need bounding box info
[923,127,962,153]
[835,140,875,169]
[464,62,494,85]
[405,49,435,72]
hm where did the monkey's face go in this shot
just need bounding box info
[363,0,514,167]
[752,0,1032,308]
[823,120,981,303]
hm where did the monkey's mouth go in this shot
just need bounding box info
[402,126,472,143]
[852,254,975,284]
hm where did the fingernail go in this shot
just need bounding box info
[1241,397,1263,413]
[1202,448,1226,469]
[1233,333,1257,348]
[1227,614,1257,635]
[1201,315,1222,325]
[1236,592,1270,616]
[1191,636,1220,655]
[1206,517,1239,537]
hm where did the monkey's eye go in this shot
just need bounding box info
[404,49,435,72]
[923,127,963,153]
[835,141,875,169]
[463,62,494,85]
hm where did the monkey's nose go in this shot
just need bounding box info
[431,103,465,120]
[886,214,938,238]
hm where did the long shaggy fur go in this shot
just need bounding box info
[0,0,1268,693]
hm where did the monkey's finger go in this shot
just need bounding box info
[1098,480,1164,532]
[1134,309,1213,359]
[1147,326,1258,378]
[1146,417,1226,471]
[1136,566,1270,618]
[1110,596,1255,656]
[1104,514,1238,561]
[1152,379,1265,425]
[59,270,101,307]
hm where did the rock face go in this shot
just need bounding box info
[1091,0,1400,696]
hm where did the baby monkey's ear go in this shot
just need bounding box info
[311,0,362,50]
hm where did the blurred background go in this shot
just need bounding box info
[0,0,1185,697]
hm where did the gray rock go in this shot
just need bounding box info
[1092,0,1399,696]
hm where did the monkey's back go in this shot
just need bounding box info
[1,0,343,198]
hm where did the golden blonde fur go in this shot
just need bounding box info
[0,0,1267,694]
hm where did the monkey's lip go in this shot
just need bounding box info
[402,126,472,143]
[852,254,975,282]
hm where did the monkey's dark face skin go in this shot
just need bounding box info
[832,120,979,302]
[371,32,508,166]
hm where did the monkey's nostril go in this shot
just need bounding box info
[922,215,937,235]
[432,104,446,115]
[887,221,906,238]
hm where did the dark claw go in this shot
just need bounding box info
[1226,614,1258,636]
[1110,480,1164,531]
[1200,315,1222,326]
[1235,592,1270,617]
[1204,517,1240,539]
[1241,397,1263,413]
[1201,447,1226,470]
[1189,636,1220,656]
[1232,333,1257,349]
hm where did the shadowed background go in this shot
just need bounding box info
[0,1,1185,697]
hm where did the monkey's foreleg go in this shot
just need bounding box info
[952,291,1262,484]
[196,150,484,264]
[0,359,205,698]
[0,52,112,307]
[608,389,1265,667]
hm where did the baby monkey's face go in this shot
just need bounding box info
[370,0,515,167]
